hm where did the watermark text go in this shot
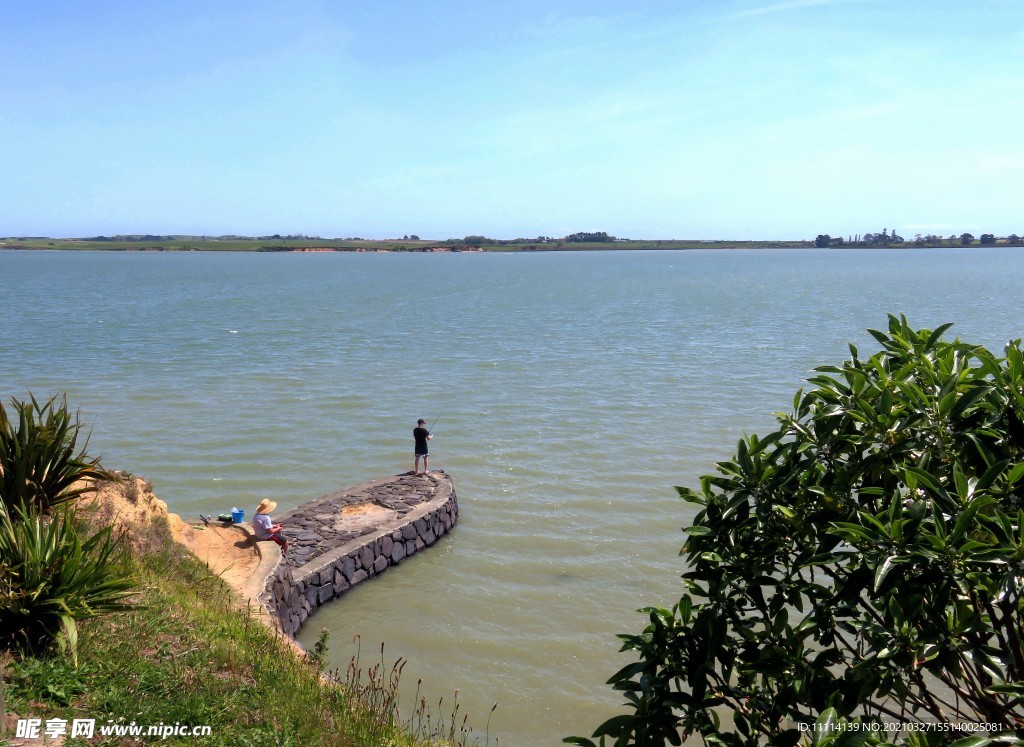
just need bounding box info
[16,718,212,740]
[797,720,1002,735]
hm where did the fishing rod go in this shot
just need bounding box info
[427,394,455,434]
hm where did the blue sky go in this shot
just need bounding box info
[2,0,1022,240]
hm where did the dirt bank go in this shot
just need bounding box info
[78,474,259,594]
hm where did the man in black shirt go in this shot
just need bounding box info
[414,419,433,475]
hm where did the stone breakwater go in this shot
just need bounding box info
[260,471,458,638]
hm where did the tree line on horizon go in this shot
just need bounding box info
[815,228,1022,248]
[16,230,1024,249]
[443,231,618,246]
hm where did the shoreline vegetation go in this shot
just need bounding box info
[2,475,489,747]
[3,231,1022,253]
[0,393,488,746]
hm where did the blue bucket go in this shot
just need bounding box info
[231,507,245,524]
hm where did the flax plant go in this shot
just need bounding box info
[0,502,135,665]
[0,393,114,514]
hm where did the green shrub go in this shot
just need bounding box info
[570,316,1024,746]
[0,503,135,664]
[0,393,114,514]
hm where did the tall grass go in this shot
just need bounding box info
[340,638,499,747]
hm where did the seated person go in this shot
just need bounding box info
[252,498,289,553]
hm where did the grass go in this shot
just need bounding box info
[2,515,491,746]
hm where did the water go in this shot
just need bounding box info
[2,248,1023,745]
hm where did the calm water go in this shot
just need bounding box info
[3,248,1023,745]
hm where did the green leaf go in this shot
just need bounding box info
[874,555,899,593]
[812,708,839,746]
[683,526,713,536]
[606,665,648,692]
[951,495,995,544]
[867,328,889,346]
[953,464,970,502]
[676,593,691,617]
[591,714,635,738]
[1006,461,1024,487]
[906,467,955,509]
[949,384,993,419]
[948,738,994,747]
[976,459,1010,491]
[986,682,1024,696]
[925,322,955,349]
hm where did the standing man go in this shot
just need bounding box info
[414,418,433,475]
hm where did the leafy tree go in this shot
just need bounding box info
[814,235,831,248]
[981,234,997,246]
[569,316,1024,747]
[565,232,616,243]
[961,233,975,245]
[861,232,895,246]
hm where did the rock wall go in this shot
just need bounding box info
[261,473,458,638]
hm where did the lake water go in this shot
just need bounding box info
[2,248,1023,745]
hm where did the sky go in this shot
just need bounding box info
[1,0,1022,241]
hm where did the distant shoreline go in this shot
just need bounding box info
[0,238,811,252]
[2,238,1019,252]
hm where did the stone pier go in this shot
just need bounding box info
[255,471,458,638]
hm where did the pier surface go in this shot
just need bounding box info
[255,471,458,637]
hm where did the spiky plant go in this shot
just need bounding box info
[0,502,135,665]
[0,394,114,515]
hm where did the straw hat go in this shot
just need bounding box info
[256,499,277,515]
